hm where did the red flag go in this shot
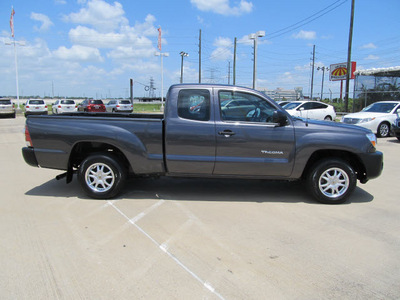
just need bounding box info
[10,7,15,38]
[157,27,162,51]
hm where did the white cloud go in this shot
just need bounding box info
[211,37,233,61]
[191,0,253,16]
[214,36,233,48]
[360,43,377,49]
[293,30,316,40]
[53,45,104,62]
[63,0,128,32]
[30,13,54,31]
[365,54,379,60]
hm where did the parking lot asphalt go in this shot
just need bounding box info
[1,115,400,299]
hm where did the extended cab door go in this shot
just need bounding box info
[213,90,295,177]
[164,88,216,175]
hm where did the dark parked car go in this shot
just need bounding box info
[77,99,106,112]
[391,109,400,141]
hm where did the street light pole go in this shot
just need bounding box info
[180,51,188,84]
[249,31,265,90]
[5,39,25,110]
[155,51,169,110]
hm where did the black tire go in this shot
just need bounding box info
[324,115,332,121]
[377,122,390,138]
[78,153,127,199]
[307,159,357,204]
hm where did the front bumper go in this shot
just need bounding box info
[22,147,39,167]
[358,151,383,182]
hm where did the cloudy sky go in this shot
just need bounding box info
[1,0,399,98]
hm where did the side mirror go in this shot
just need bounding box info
[273,110,288,127]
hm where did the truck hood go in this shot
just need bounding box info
[293,117,373,135]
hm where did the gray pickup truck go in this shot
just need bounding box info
[22,84,383,204]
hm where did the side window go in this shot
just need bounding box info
[301,102,313,110]
[177,89,210,121]
[312,102,327,109]
[219,91,275,123]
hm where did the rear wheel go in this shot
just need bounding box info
[78,153,126,199]
[307,159,356,204]
[324,115,332,121]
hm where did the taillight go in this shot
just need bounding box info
[26,105,30,108]
[45,105,48,108]
[58,105,62,108]
[116,105,120,107]
[25,126,33,147]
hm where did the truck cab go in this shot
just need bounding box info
[164,85,295,177]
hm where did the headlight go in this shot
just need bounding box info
[359,117,376,123]
[366,132,377,148]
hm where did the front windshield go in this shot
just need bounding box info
[283,102,301,110]
[362,102,397,113]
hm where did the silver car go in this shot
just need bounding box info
[105,100,133,113]
[0,98,16,118]
[52,99,77,114]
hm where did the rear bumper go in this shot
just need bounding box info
[22,147,39,167]
[358,151,383,181]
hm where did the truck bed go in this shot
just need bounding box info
[26,113,165,174]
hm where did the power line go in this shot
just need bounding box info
[265,0,348,40]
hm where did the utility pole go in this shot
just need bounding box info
[345,0,355,112]
[130,78,134,103]
[228,61,231,85]
[317,66,329,100]
[233,37,237,85]
[310,45,315,100]
[198,29,202,83]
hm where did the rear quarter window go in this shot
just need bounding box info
[177,89,210,121]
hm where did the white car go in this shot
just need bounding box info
[282,101,336,121]
[52,99,77,114]
[25,99,48,117]
[341,101,400,137]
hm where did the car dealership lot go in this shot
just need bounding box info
[1,116,400,299]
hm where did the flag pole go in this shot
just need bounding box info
[9,7,20,109]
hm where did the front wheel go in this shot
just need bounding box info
[78,153,127,199]
[307,159,356,204]
[377,122,390,138]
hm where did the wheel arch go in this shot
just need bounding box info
[69,141,131,173]
[302,149,366,181]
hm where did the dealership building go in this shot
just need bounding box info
[353,66,400,111]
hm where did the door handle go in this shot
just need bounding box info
[218,130,235,137]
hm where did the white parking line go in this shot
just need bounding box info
[107,200,225,300]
